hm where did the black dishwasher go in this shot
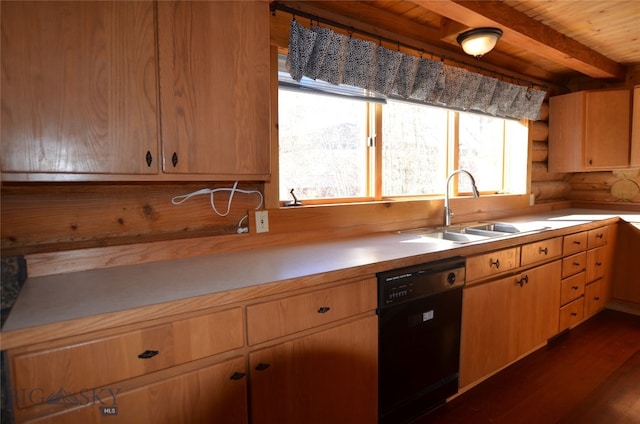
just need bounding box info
[377,257,465,424]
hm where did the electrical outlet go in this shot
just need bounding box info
[255,210,269,233]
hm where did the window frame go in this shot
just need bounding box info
[276,87,529,207]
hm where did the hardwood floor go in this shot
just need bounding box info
[412,309,640,424]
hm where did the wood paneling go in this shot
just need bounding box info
[1,182,263,255]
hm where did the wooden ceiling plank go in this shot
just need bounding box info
[413,0,627,80]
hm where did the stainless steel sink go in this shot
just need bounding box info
[421,230,490,243]
[398,221,549,244]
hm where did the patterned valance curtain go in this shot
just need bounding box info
[286,19,546,120]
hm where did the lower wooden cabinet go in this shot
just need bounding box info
[249,315,378,424]
[460,260,561,388]
[19,356,248,424]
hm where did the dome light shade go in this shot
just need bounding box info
[456,28,503,58]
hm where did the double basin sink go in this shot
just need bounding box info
[399,222,550,244]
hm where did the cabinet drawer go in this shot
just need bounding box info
[20,356,248,424]
[521,237,563,266]
[586,246,606,282]
[11,307,243,408]
[559,297,584,331]
[587,227,608,248]
[560,272,586,306]
[563,232,588,256]
[562,252,587,278]
[585,280,606,317]
[466,247,520,283]
[246,279,376,346]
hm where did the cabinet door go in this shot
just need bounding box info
[249,316,377,424]
[585,280,606,318]
[23,357,248,424]
[1,1,159,176]
[584,90,631,170]
[157,1,270,178]
[515,260,561,355]
[460,276,517,387]
[586,246,606,283]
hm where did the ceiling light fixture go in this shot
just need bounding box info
[456,27,503,58]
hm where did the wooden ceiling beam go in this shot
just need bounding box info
[275,0,560,86]
[413,0,627,81]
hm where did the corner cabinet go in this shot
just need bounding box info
[157,1,270,178]
[548,89,632,172]
[1,0,271,181]
[0,1,159,176]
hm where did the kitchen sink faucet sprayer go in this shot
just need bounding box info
[444,169,480,226]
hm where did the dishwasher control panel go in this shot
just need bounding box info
[377,257,465,307]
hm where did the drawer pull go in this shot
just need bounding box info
[571,312,577,317]
[230,372,246,380]
[317,306,331,314]
[573,262,581,266]
[138,350,159,359]
[596,233,604,239]
[594,296,600,301]
[572,286,579,290]
[516,275,529,287]
[573,241,581,245]
[490,259,500,269]
[596,261,602,267]
[255,363,270,371]
[539,247,548,255]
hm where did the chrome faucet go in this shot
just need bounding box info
[444,169,480,226]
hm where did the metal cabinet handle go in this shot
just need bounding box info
[596,261,602,267]
[171,152,178,167]
[230,372,246,380]
[539,247,548,255]
[317,306,331,314]
[572,286,579,290]
[490,259,500,269]
[145,151,153,167]
[571,312,578,316]
[138,350,159,359]
[573,262,581,266]
[596,233,604,239]
[516,275,529,287]
[573,241,581,245]
[255,363,270,371]
[594,296,600,301]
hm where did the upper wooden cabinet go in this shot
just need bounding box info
[157,1,271,178]
[548,89,632,172]
[631,86,640,167]
[0,1,159,176]
[1,1,271,181]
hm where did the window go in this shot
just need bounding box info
[278,81,529,204]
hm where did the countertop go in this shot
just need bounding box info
[2,208,639,349]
